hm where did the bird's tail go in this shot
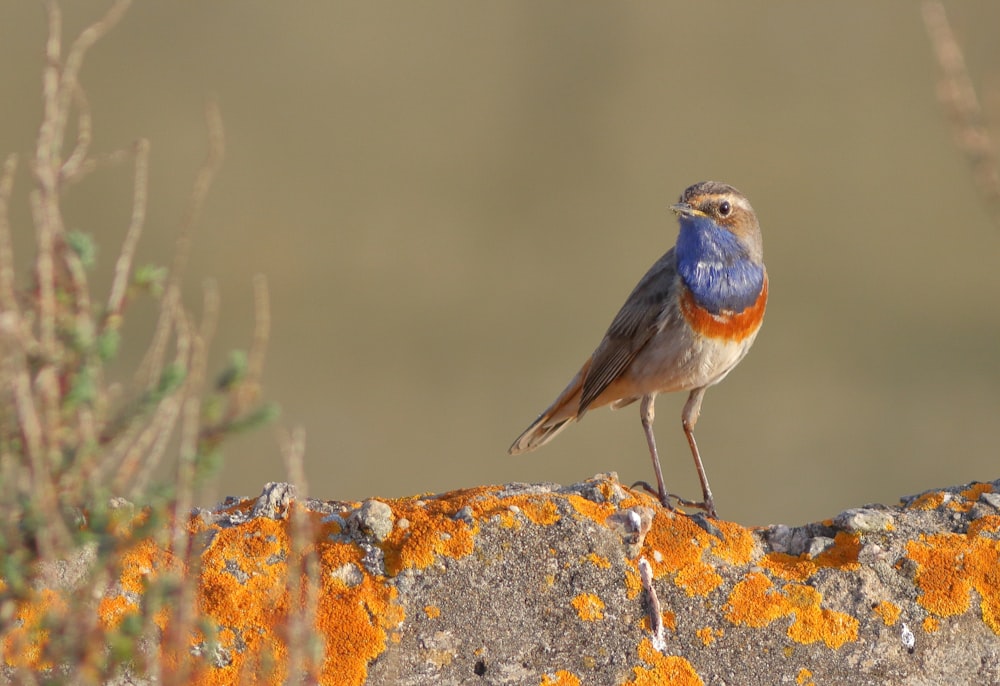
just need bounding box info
[508,414,575,455]
[507,363,588,455]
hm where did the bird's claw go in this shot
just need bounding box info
[630,480,717,518]
[630,480,672,509]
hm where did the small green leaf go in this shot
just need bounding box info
[216,350,248,391]
[156,363,186,397]
[228,402,280,434]
[133,264,167,298]
[66,230,97,269]
[97,327,120,361]
[66,367,97,408]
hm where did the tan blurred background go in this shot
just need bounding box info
[1,2,999,526]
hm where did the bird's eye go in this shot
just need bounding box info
[718,200,732,217]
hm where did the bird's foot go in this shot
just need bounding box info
[630,480,718,518]
[630,480,674,510]
[669,494,717,519]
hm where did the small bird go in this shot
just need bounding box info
[508,181,767,518]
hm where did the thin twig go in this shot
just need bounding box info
[247,274,270,387]
[106,377,184,495]
[281,426,322,684]
[27,188,61,457]
[119,397,182,498]
[138,287,178,390]
[0,155,20,318]
[169,98,225,290]
[138,101,224,389]
[4,344,44,499]
[638,557,666,652]
[59,83,92,183]
[922,1,1000,225]
[106,139,151,319]
[165,281,219,684]
[34,3,65,363]
[51,0,132,164]
[61,147,133,189]
[230,274,270,419]
[172,281,219,540]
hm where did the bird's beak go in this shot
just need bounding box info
[671,202,702,218]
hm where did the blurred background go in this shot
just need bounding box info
[1,2,998,526]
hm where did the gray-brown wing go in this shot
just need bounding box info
[579,249,678,412]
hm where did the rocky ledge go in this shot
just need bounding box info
[7,475,1000,685]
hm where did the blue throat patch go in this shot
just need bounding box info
[675,215,764,314]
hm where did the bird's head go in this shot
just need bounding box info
[671,181,763,262]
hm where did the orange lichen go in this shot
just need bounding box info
[724,573,789,628]
[163,502,404,685]
[513,497,562,526]
[724,572,858,649]
[962,483,993,498]
[907,492,945,510]
[695,627,715,646]
[1,589,64,670]
[640,611,676,634]
[585,552,611,569]
[708,520,756,566]
[120,537,178,596]
[674,563,723,597]
[873,601,901,626]
[566,493,618,524]
[783,584,858,649]
[380,489,485,575]
[625,568,643,600]
[314,542,405,684]
[664,611,677,632]
[98,594,137,629]
[762,554,816,582]
[622,639,704,686]
[571,593,605,621]
[540,670,582,686]
[968,514,1000,536]
[796,668,815,686]
[813,532,861,570]
[907,529,1000,634]
[497,509,522,529]
[197,516,295,669]
[922,616,940,633]
[763,532,860,582]
[639,510,751,597]
[424,605,440,619]
[375,486,579,575]
[946,483,994,512]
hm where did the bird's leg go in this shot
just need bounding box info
[639,394,671,509]
[681,387,717,518]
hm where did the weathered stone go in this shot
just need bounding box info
[8,476,1000,685]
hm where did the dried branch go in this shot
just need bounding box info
[47,0,132,171]
[280,426,323,683]
[248,274,271,389]
[0,155,19,314]
[922,1,1000,226]
[105,139,151,320]
[162,281,219,686]
[170,98,226,289]
[138,100,225,390]
[59,83,92,182]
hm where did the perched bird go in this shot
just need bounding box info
[508,181,767,518]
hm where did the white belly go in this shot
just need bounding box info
[626,325,759,396]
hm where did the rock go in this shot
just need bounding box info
[9,475,1000,685]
